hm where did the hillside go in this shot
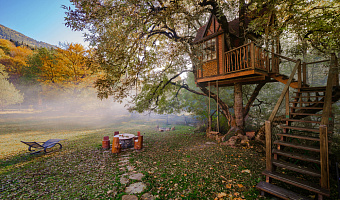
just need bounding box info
[0,24,55,49]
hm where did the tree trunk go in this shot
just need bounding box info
[234,83,244,134]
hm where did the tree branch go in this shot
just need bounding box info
[243,82,266,116]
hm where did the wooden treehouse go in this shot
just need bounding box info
[194,14,340,199]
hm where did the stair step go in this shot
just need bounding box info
[256,181,312,200]
[273,149,320,164]
[293,95,325,98]
[290,106,323,110]
[291,112,323,116]
[281,125,332,133]
[281,118,321,124]
[294,91,325,94]
[262,170,330,196]
[274,141,320,152]
[299,87,326,91]
[290,101,325,104]
[272,160,321,177]
[277,133,320,141]
[280,125,319,132]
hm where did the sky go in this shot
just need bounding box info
[0,0,87,47]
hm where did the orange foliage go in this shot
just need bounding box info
[0,39,33,76]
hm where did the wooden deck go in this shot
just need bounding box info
[195,42,279,86]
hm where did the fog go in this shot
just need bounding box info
[2,85,199,132]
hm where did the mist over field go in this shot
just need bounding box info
[0,85,199,159]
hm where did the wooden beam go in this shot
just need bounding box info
[262,48,298,63]
[302,62,307,86]
[305,59,330,65]
[209,82,211,133]
[217,80,219,133]
[268,60,301,122]
[265,120,272,172]
[298,62,302,88]
[206,76,266,87]
[285,87,290,118]
[319,125,329,189]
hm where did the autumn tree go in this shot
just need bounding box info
[56,43,93,83]
[64,0,339,135]
[0,64,24,110]
[25,44,97,110]
[0,39,32,77]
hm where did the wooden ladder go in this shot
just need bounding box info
[256,54,339,199]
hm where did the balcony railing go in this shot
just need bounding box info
[196,42,279,80]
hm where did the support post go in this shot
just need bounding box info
[216,80,219,133]
[298,62,302,88]
[251,42,255,69]
[285,87,290,118]
[208,82,211,133]
[319,125,329,189]
[302,62,307,87]
[331,54,339,86]
[265,120,272,172]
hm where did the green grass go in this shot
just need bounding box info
[2,112,338,199]
[0,112,267,199]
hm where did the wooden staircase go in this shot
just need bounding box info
[256,54,339,199]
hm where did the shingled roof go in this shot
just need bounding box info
[193,15,252,44]
[193,25,207,43]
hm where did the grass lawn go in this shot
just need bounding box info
[2,112,338,199]
[0,112,267,199]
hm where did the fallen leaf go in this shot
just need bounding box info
[237,184,243,188]
[226,184,232,188]
[217,192,227,198]
[241,169,250,173]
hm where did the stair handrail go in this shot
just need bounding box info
[268,60,301,122]
[265,59,301,172]
[319,53,338,190]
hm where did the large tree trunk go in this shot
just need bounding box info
[234,83,244,133]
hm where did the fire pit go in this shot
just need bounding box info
[114,133,135,148]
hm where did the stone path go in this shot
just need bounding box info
[118,149,155,200]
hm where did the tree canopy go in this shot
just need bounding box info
[0,64,24,110]
[64,0,339,132]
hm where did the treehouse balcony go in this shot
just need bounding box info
[195,42,279,87]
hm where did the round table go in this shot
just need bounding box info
[114,133,135,148]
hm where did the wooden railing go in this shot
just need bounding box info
[224,42,271,73]
[265,59,301,171]
[265,53,338,191]
[196,42,281,80]
[319,53,338,189]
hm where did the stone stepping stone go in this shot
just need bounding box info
[129,173,144,181]
[125,182,146,194]
[126,165,135,171]
[122,194,138,200]
[141,193,155,200]
[120,175,129,185]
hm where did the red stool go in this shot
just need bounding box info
[102,136,110,150]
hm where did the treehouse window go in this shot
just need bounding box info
[201,38,216,62]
